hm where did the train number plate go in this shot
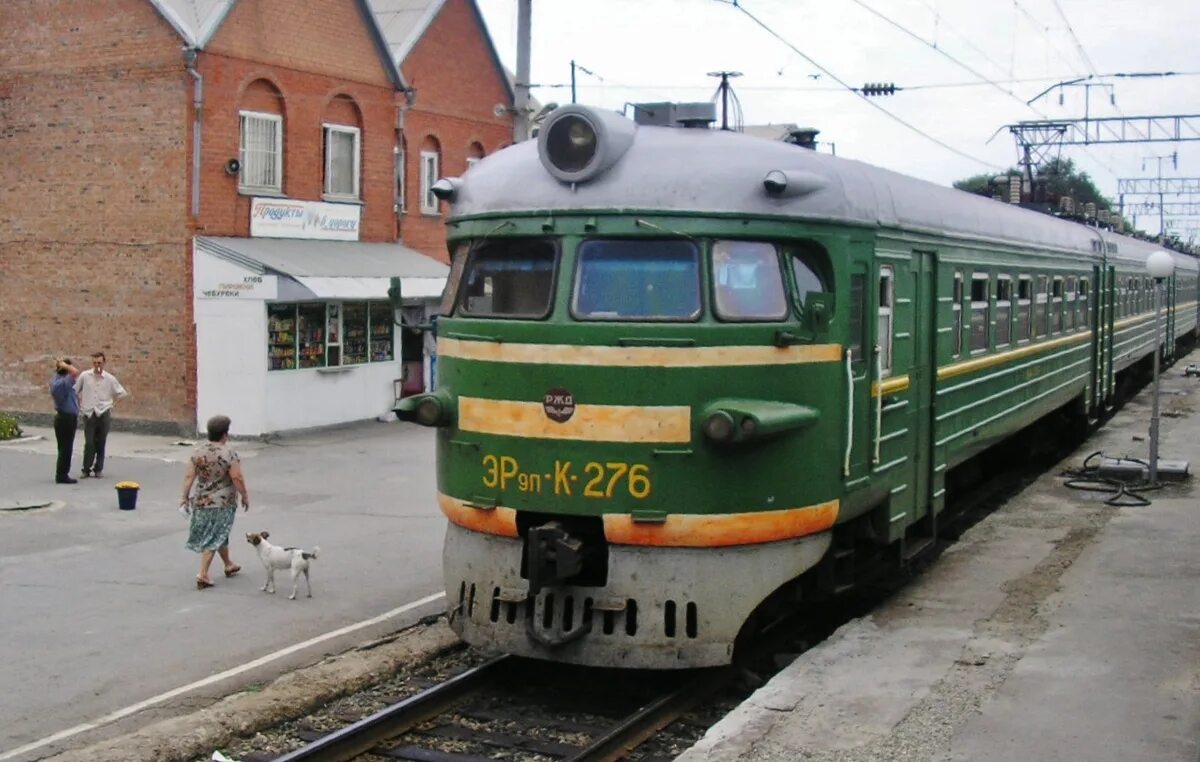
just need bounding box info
[481,454,652,499]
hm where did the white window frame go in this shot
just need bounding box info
[420,150,440,215]
[323,124,360,200]
[952,271,964,358]
[970,272,990,354]
[1018,274,1032,342]
[239,111,283,194]
[878,266,894,376]
[995,274,1012,346]
[1051,276,1064,334]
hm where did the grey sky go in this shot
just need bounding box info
[475,0,1200,239]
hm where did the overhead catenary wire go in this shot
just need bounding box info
[716,0,1005,171]
[1050,0,1100,76]
[846,0,1119,183]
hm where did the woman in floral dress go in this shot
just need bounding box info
[180,415,250,589]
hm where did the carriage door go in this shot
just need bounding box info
[910,252,937,527]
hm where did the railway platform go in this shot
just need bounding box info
[677,349,1200,762]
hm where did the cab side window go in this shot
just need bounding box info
[712,241,788,321]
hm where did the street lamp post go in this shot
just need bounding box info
[1146,251,1176,486]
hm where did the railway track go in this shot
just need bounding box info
[269,654,732,762]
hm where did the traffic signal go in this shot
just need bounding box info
[860,82,897,96]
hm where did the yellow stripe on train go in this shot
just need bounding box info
[439,338,842,367]
[459,397,692,443]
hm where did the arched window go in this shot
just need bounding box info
[420,135,442,215]
[322,94,363,199]
[466,141,485,172]
[238,79,285,193]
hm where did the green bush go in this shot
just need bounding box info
[0,413,22,441]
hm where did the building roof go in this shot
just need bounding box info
[450,119,1192,268]
[196,236,448,300]
[147,0,406,90]
[370,0,514,102]
[146,0,235,46]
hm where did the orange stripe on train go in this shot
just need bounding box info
[439,493,838,547]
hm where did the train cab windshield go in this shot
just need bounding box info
[572,239,702,321]
[456,238,558,318]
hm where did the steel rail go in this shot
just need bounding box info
[569,667,732,762]
[271,655,511,762]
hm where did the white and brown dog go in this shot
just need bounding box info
[245,531,320,600]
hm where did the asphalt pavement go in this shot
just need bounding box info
[0,418,447,761]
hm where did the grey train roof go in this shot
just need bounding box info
[449,120,1195,273]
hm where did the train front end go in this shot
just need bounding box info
[401,105,849,668]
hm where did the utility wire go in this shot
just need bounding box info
[1050,0,1099,75]
[848,0,1118,181]
[852,0,1057,116]
[718,0,1004,170]
[532,71,1200,95]
[913,0,1014,81]
[1011,0,1085,75]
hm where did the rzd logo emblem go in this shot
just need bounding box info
[543,388,575,423]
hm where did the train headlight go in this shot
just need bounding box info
[537,105,637,184]
[415,396,444,426]
[703,411,736,443]
[701,399,820,445]
[395,390,455,428]
[545,115,598,173]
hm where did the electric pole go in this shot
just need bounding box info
[1144,152,1179,241]
[513,0,531,143]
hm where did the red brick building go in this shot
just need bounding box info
[0,0,514,435]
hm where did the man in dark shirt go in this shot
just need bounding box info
[50,358,81,484]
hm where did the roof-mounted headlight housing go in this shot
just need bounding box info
[538,105,637,184]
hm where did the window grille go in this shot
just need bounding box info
[239,112,282,192]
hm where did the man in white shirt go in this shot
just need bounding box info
[74,352,129,478]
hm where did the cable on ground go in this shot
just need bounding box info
[1060,450,1162,506]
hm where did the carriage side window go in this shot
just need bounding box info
[996,276,1012,346]
[1051,277,1064,333]
[878,266,894,375]
[952,272,964,358]
[1065,276,1077,330]
[458,238,558,319]
[1035,275,1048,337]
[712,241,788,321]
[1018,275,1032,341]
[1079,278,1089,324]
[970,273,989,352]
[573,239,701,321]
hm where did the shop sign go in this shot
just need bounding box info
[197,273,277,300]
[250,198,361,241]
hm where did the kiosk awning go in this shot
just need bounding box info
[195,236,448,301]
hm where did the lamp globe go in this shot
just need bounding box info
[1147,251,1175,279]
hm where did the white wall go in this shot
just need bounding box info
[194,251,273,436]
[264,360,401,432]
[194,246,410,436]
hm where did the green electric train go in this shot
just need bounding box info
[396,103,1199,669]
